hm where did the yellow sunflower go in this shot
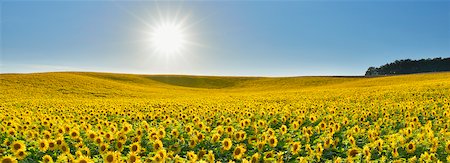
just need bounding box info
[0,155,18,163]
[10,141,26,153]
[232,145,246,160]
[74,155,94,163]
[14,150,27,160]
[268,136,278,148]
[103,151,119,163]
[37,139,49,152]
[42,155,53,163]
[406,142,416,154]
[222,138,233,151]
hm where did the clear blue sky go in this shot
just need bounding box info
[1,1,449,76]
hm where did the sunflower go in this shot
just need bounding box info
[48,140,56,150]
[75,155,94,163]
[0,155,18,163]
[222,138,233,151]
[94,137,103,144]
[256,141,265,151]
[14,150,27,160]
[87,131,97,140]
[348,136,356,147]
[392,147,399,158]
[105,132,114,141]
[155,149,167,162]
[347,148,359,158]
[445,141,450,154]
[406,141,416,154]
[10,141,26,152]
[250,153,260,163]
[153,139,163,151]
[70,129,80,139]
[268,136,278,148]
[263,151,275,160]
[171,129,180,138]
[7,128,16,137]
[103,151,119,163]
[225,126,234,134]
[291,142,301,155]
[38,139,49,152]
[42,155,54,163]
[55,137,65,147]
[280,125,288,135]
[153,154,163,163]
[59,143,70,154]
[188,138,197,148]
[363,146,371,160]
[187,151,197,162]
[116,141,124,152]
[99,143,109,154]
[233,145,246,160]
[291,121,300,130]
[211,133,221,143]
[127,152,141,163]
[206,150,214,163]
[130,142,141,153]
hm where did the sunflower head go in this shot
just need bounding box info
[103,151,119,163]
[406,142,416,154]
[268,136,278,148]
[42,155,53,163]
[14,150,27,160]
[10,141,25,153]
[38,139,49,152]
[233,145,246,160]
[222,138,232,151]
[0,155,18,163]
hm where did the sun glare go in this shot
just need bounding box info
[150,22,186,55]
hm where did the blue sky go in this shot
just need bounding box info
[1,1,449,76]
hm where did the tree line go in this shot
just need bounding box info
[365,57,450,76]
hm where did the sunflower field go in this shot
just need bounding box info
[1,72,450,163]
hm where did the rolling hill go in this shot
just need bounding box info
[1,72,450,100]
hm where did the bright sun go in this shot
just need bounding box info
[150,22,186,55]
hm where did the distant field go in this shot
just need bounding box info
[1,72,450,162]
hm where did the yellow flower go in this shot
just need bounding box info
[153,139,163,151]
[187,151,197,162]
[155,149,167,162]
[211,133,221,143]
[127,152,141,163]
[392,147,399,158]
[0,155,18,163]
[70,129,80,139]
[103,151,120,163]
[206,150,215,163]
[10,141,26,152]
[130,142,141,153]
[232,145,246,160]
[14,150,27,160]
[75,155,94,163]
[291,142,301,155]
[347,147,359,158]
[42,155,54,163]
[268,136,278,148]
[406,142,416,154]
[250,153,260,163]
[99,143,109,154]
[222,138,232,151]
[38,139,49,152]
[445,141,450,154]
